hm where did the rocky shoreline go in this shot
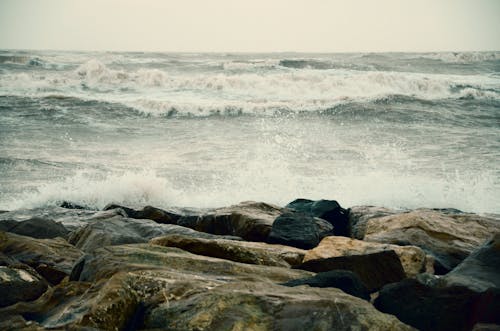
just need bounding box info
[0,199,499,330]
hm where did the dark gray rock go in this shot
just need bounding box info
[296,250,406,292]
[286,199,350,236]
[0,265,48,307]
[374,278,500,331]
[281,270,371,300]
[103,204,181,224]
[68,215,242,252]
[0,217,68,239]
[443,233,500,292]
[267,212,334,249]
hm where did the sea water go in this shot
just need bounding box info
[0,50,498,213]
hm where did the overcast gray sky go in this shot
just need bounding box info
[1,0,499,52]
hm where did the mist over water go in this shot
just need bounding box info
[0,50,499,213]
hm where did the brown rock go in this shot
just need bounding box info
[74,243,312,283]
[177,201,283,241]
[144,281,415,331]
[303,236,428,277]
[297,250,406,292]
[150,234,306,267]
[364,209,500,273]
[348,205,402,239]
[0,232,83,285]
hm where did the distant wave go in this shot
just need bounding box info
[416,52,500,63]
[1,58,499,118]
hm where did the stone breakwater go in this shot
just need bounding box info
[0,199,499,331]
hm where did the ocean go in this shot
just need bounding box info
[0,50,499,214]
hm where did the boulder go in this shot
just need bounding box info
[364,209,500,273]
[0,217,68,239]
[297,250,406,292]
[286,198,350,236]
[177,201,283,241]
[104,203,182,224]
[443,233,500,292]
[0,206,123,232]
[144,281,414,331]
[374,278,500,331]
[348,205,402,239]
[0,265,48,307]
[267,212,334,249]
[0,273,138,330]
[73,243,312,283]
[281,270,371,300]
[303,236,429,277]
[0,232,83,285]
[150,234,306,267]
[68,215,242,252]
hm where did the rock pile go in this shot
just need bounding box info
[0,199,498,330]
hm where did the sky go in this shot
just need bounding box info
[0,0,499,53]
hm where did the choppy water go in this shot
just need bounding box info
[0,50,499,213]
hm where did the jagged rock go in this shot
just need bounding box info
[297,250,406,292]
[0,206,120,231]
[68,216,242,252]
[0,217,68,239]
[0,273,138,330]
[267,212,334,249]
[0,232,83,285]
[73,243,312,283]
[443,233,500,292]
[303,236,428,277]
[104,203,182,224]
[150,234,306,267]
[144,281,415,331]
[58,201,94,210]
[286,198,350,236]
[177,201,283,241]
[0,265,48,307]
[374,278,500,331]
[348,205,402,239]
[364,209,500,274]
[281,270,371,300]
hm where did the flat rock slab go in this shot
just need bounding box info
[150,234,306,267]
[304,236,428,277]
[364,209,500,273]
[73,243,313,283]
[297,250,406,292]
[68,215,242,252]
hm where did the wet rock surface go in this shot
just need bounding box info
[267,212,334,249]
[150,234,306,267]
[281,270,371,300]
[0,232,83,285]
[363,209,499,273]
[304,236,428,277]
[0,201,498,330]
[297,250,406,292]
[285,198,350,236]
